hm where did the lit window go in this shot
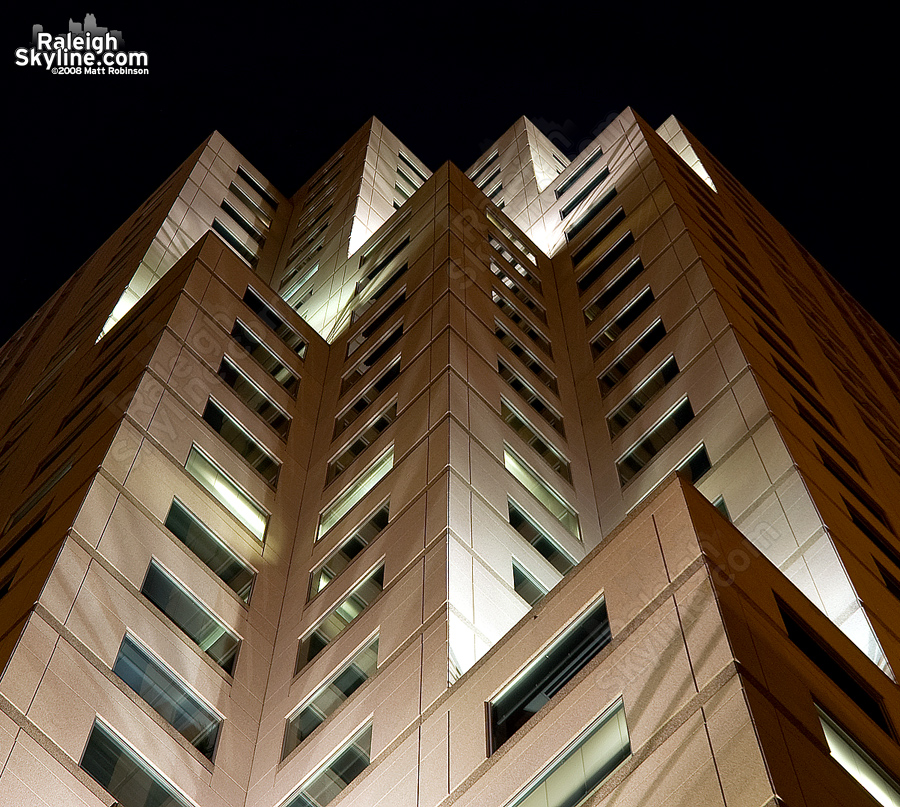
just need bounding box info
[113,635,220,760]
[284,724,373,807]
[505,699,630,807]
[495,326,558,394]
[283,639,379,759]
[491,265,548,324]
[202,399,280,485]
[81,721,191,807]
[508,501,575,575]
[309,503,390,599]
[555,148,604,198]
[492,298,552,356]
[505,448,580,539]
[164,500,255,602]
[490,599,611,753]
[501,400,571,482]
[296,565,385,672]
[185,446,269,541]
[141,562,241,675]
[616,398,694,485]
[318,447,393,539]
[817,707,900,807]
[498,361,565,435]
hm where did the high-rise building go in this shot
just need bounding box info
[0,108,898,807]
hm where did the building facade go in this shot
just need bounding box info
[0,108,898,807]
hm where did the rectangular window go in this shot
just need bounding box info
[283,639,379,759]
[599,320,667,395]
[490,236,541,292]
[229,182,272,226]
[399,151,428,184]
[310,504,390,599]
[327,404,397,483]
[586,258,646,316]
[296,566,385,672]
[561,171,613,223]
[231,321,299,394]
[679,444,712,483]
[572,209,628,270]
[113,635,220,760]
[501,401,571,482]
[512,562,547,607]
[185,446,268,541]
[555,148,604,198]
[141,562,241,675]
[212,219,258,268]
[339,325,404,396]
[489,599,612,752]
[334,360,401,438]
[242,288,307,357]
[164,500,254,602]
[217,358,291,439]
[496,326,558,394]
[221,200,265,244]
[778,602,892,735]
[498,362,564,435]
[470,151,498,183]
[507,500,575,569]
[346,291,406,357]
[493,298,552,356]
[817,707,900,807]
[616,398,694,485]
[202,399,280,485]
[284,724,373,807]
[81,721,191,807]
[505,448,580,539]
[506,699,630,807]
[491,267,548,324]
[236,166,278,208]
[607,357,680,439]
[318,447,393,539]
[588,287,654,351]
[486,210,536,263]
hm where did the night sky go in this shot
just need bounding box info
[5,5,893,346]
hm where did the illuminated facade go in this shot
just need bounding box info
[1,109,898,807]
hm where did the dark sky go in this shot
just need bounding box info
[4,5,893,345]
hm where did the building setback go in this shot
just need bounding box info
[0,108,898,807]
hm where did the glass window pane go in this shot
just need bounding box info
[113,635,220,760]
[318,448,393,539]
[285,725,373,807]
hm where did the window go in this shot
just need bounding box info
[508,501,575,575]
[572,210,629,270]
[81,721,191,807]
[599,320,667,395]
[561,171,613,223]
[142,562,241,675]
[229,182,272,226]
[339,325,404,396]
[221,200,265,244]
[185,446,269,541]
[231,321,299,394]
[202,400,280,485]
[492,298,552,356]
[237,166,278,208]
[283,639,379,759]
[589,257,646,316]
[164,500,255,602]
[607,357,680,438]
[309,503,390,599]
[242,288,307,357]
[217,358,291,439]
[212,219,259,268]
[505,448,580,539]
[501,401,571,482]
[346,291,406,357]
[489,236,541,291]
[817,707,900,807]
[779,601,892,735]
[555,148,604,198]
[284,724,373,807]
[679,444,712,483]
[505,699,630,807]
[318,447,393,539]
[587,287,654,340]
[327,404,397,483]
[512,562,547,606]
[498,362,565,435]
[489,599,612,752]
[113,635,220,760]
[616,398,695,485]
[491,265,548,323]
[296,565,385,672]
[495,327,558,394]
[334,360,401,438]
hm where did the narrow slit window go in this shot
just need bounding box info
[599,320,667,395]
[498,361,565,435]
[501,400,571,482]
